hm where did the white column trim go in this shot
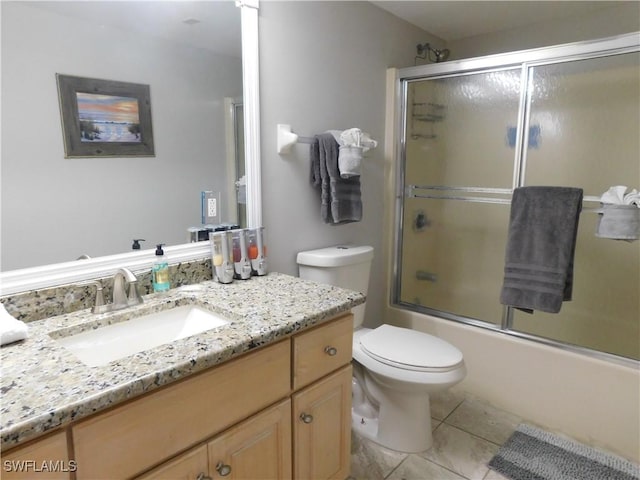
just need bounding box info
[240,0,262,228]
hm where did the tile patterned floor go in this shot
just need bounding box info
[349,391,520,480]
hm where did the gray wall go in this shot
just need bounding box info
[1,2,242,270]
[258,1,440,328]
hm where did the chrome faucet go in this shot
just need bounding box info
[111,268,143,310]
[85,280,108,314]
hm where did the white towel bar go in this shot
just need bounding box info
[277,124,314,154]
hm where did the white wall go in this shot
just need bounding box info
[258,1,441,328]
[1,3,242,270]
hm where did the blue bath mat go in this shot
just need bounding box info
[488,424,640,480]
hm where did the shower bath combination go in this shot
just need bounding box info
[395,33,640,362]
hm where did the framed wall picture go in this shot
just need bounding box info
[56,74,155,157]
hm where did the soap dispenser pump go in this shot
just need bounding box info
[152,244,170,292]
[132,239,145,250]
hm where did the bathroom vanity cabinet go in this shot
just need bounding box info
[137,399,292,480]
[2,313,353,480]
[1,431,71,480]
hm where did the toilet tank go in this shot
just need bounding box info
[297,245,374,328]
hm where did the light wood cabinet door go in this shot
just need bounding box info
[292,366,352,480]
[207,400,292,480]
[1,431,72,480]
[136,445,208,480]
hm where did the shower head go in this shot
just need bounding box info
[416,43,450,63]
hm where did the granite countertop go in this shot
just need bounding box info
[0,272,365,450]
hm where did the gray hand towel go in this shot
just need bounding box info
[310,138,321,187]
[311,133,362,225]
[500,186,583,314]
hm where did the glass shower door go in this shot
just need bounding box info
[512,52,640,359]
[398,69,523,326]
[395,47,640,361]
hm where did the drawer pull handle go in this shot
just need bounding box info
[300,413,314,424]
[324,346,338,356]
[216,462,232,476]
[196,473,213,480]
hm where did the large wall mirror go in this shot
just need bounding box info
[0,1,261,293]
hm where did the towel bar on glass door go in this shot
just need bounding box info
[277,124,315,154]
[405,184,603,212]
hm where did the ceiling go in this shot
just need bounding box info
[22,1,242,58]
[373,1,624,41]
[24,1,629,56]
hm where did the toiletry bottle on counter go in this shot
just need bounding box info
[210,231,234,283]
[232,229,252,280]
[248,227,268,275]
[152,244,170,292]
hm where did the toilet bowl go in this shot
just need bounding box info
[296,245,466,453]
[351,325,466,452]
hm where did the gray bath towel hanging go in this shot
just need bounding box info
[500,186,583,314]
[310,133,362,225]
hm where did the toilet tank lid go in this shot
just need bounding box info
[297,245,374,267]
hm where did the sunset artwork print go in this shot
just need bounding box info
[76,93,142,143]
[57,74,154,157]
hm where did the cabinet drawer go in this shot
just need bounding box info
[1,431,71,480]
[73,340,290,480]
[292,314,353,390]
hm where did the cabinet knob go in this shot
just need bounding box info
[300,412,314,424]
[196,473,213,480]
[324,346,337,356]
[216,462,232,476]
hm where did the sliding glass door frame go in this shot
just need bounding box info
[391,32,640,366]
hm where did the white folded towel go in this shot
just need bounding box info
[0,303,28,346]
[600,185,640,207]
[623,189,640,206]
[340,128,378,152]
[335,128,378,179]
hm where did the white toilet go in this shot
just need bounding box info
[297,245,466,453]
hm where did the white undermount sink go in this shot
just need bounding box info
[54,305,229,367]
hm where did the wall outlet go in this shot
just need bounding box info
[201,191,221,224]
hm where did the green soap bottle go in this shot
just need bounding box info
[152,244,170,292]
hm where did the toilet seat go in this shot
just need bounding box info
[359,324,464,373]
